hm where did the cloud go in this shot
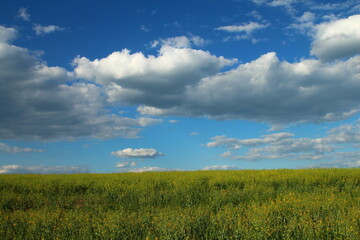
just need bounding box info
[0,165,89,174]
[111,148,163,159]
[18,7,30,21]
[0,26,18,43]
[251,0,296,15]
[140,25,150,32]
[289,12,316,35]
[126,167,181,172]
[0,25,160,141]
[323,121,360,144]
[137,49,360,124]
[190,132,199,136]
[216,22,269,42]
[33,24,65,36]
[216,22,269,34]
[74,45,235,108]
[0,142,44,153]
[208,120,360,163]
[304,156,360,168]
[311,14,360,62]
[207,132,294,149]
[151,35,206,49]
[115,161,137,168]
[201,165,241,170]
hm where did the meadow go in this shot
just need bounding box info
[0,168,359,239]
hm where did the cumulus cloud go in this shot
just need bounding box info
[137,50,360,124]
[0,142,44,153]
[0,165,89,174]
[0,26,17,43]
[33,24,65,36]
[0,25,160,141]
[71,15,360,125]
[311,14,360,62]
[18,7,30,21]
[111,148,163,159]
[74,45,235,107]
[201,165,241,170]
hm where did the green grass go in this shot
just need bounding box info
[0,168,359,239]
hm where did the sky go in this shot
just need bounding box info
[1,0,360,174]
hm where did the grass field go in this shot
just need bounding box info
[0,168,359,239]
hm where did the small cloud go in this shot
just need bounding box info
[304,159,360,168]
[33,24,65,36]
[111,148,164,159]
[0,165,89,174]
[151,35,207,49]
[216,22,269,43]
[220,151,232,157]
[248,10,263,20]
[140,25,150,32]
[169,120,177,123]
[289,12,316,35]
[0,142,44,153]
[115,161,137,168]
[127,166,181,172]
[18,7,30,21]
[189,132,199,136]
[201,165,241,171]
[216,22,269,34]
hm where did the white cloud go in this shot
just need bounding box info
[0,142,44,153]
[0,165,89,174]
[115,161,137,168]
[216,22,269,42]
[0,25,160,141]
[140,25,150,32]
[74,45,235,107]
[151,35,206,48]
[136,49,360,124]
[208,120,360,163]
[18,7,30,21]
[0,26,17,43]
[311,14,360,62]
[201,165,240,170]
[33,24,65,36]
[323,121,360,144]
[216,22,269,34]
[207,132,294,149]
[290,12,316,35]
[111,148,163,159]
[190,132,199,136]
[251,0,296,15]
[305,158,360,168]
[127,167,181,172]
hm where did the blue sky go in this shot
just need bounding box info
[1,0,360,173]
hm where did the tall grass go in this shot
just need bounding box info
[0,169,359,239]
